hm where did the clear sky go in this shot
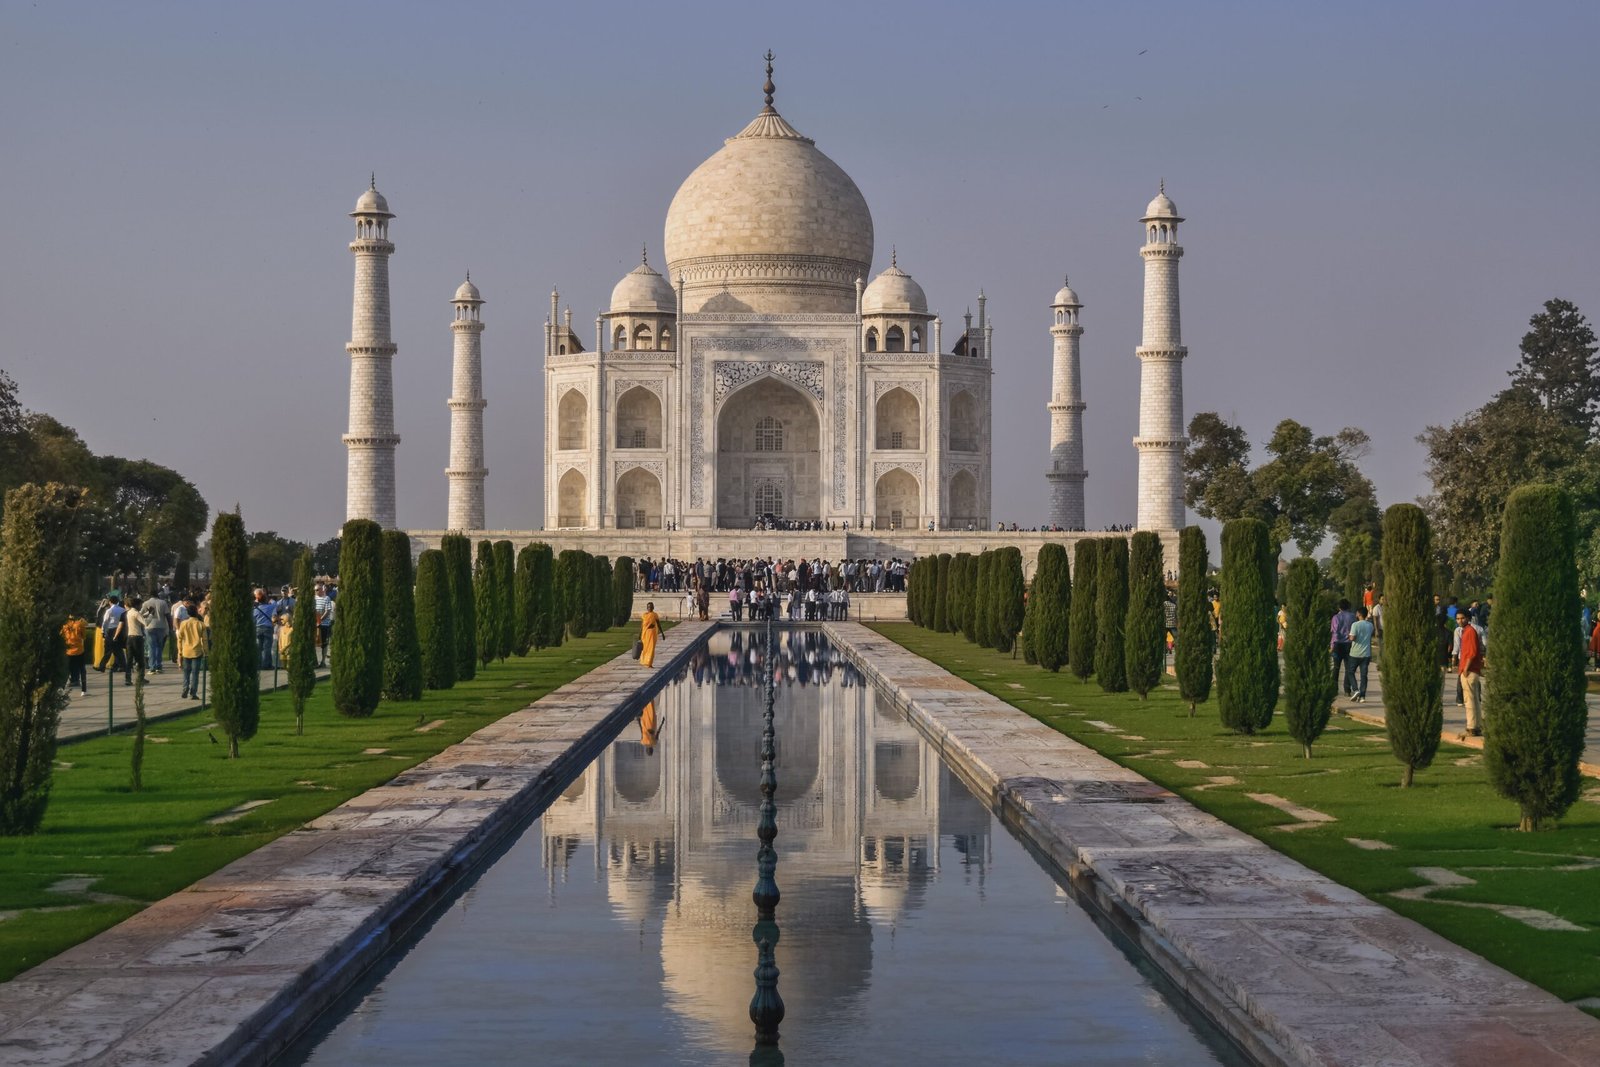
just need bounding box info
[3,1,1597,542]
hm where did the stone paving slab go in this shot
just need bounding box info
[59,663,332,744]
[829,622,1600,1067]
[0,622,712,1067]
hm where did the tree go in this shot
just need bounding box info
[381,531,423,702]
[1031,544,1071,671]
[1380,504,1442,787]
[1216,518,1278,734]
[933,554,952,634]
[311,536,342,577]
[1281,558,1335,758]
[590,555,613,634]
[992,547,1025,654]
[613,555,636,628]
[531,543,559,649]
[209,511,260,754]
[557,549,590,639]
[972,551,994,646]
[514,545,538,655]
[287,551,318,733]
[493,540,516,659]
[95,456,209,583]
[1507,298,1600,433]
[950,553,973,638]
[1485,486,1587,829]
[246,530,309,591]
[332,519,384,717]
[0,483,84,832]
[1175,527,1213,716]
[442,534,476,681]
[1125,531,1165,698]
[474,541,499,669]
[415,549,455,690]
[1182,412,1256,523]
[1095,538,1129,692]
[1068,539,1098,681]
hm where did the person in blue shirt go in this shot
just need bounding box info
[252,588,277,669]
[1329,599,1357,698]
[1348,608,1375,702]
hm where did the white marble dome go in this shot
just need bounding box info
[1143,188,1180,220]
[862,261,927,315]
[609,256,676,313]
[453,276,481,303]
[353,183,392,217]
[1052,280,1081,306]
[663,106,873,314]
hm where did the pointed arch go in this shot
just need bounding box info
[558,388,588,450]
[615,386,663,449]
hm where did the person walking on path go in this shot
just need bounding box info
[638,601,662,668]
[123,596,147,685]
[1348,607,1374,702]
[1459,611,1486,735]
[176,597,207,699]
[314,582,333,666]
[142,592,170,673]
[62,611,89,695]
[1330,599,1356,697]
[96,594,127,676]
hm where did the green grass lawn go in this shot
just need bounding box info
[872,623,1600,1008]
[0,628,640,983]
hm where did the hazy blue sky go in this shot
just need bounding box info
[4,1,1597,542]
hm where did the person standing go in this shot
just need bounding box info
[1329,599,1356,698]
[1348,607,1374,702]
[62,611,89,695]
[142,591,170,673]
[176,596,207,699]
[96,594,127,675]
[123,596,147,685]
[314,582,334,666]
[638,601,662,668]
[252,588,276,670]
[1458,610,1485,736]
[695,581,710,622]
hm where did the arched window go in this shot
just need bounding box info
[754,481,783,518]
[633,323,652,349]
[659,326,672,350]
[754,416,784,452]
[886,326,905,353]
[910,328,922,352]
[865,327,878,352]
[613,325,626,349]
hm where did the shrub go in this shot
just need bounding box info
[992,547,1025,654]
[557,549,590,639]
[210,511,260,752]
[493,540,516,659]
[442,533,476,681]
[590,555,612,633]
[950,553,973,638]
[474,540,499,669]
[1095,538,1129,692]
[613,554,636,627]
[381,530,423,701]
[1486,485,1587,829]
[287,551,318,732]
[415,549,455,690]
[1030,544,1070,671]
[1379,503,1442,787]
[1175,527,1213,716]
[1068,539,1098,681]
[1281,557,1335,758]
[1125,531,1165,698]
[0,483,84,831]
[933,554,952,633]
[514,545,536,656]
[332,519,384,718]
[973,551,994,646]
[1216,518,1278,734]
[532,543,559,649]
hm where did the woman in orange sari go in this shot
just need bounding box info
[639,601,661,667]
[638,700,660,753]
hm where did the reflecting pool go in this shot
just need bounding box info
[283,629,1243,1065]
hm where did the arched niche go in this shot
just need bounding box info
[948,469,979,527]
[615,386,663,449]
[948,390,978,452]
[557,467,587,527]
[615,466,662,530]
[558,389,588,450]
[874,387,920,450]
[873,467,920,530]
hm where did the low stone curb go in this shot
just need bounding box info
[831,623,1600,1067]
[1336,706,1600,780]
[0,623,712,1067]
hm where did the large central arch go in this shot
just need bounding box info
[715,376,822,527]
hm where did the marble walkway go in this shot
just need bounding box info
[831,622,1600,1067]
[58,662,331,744]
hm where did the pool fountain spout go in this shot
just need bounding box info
[750,613,784,1047]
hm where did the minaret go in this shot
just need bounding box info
[1047,278,1086,529]
[446,274,486,530]
[344,176,399,528]
[1134,183,1187,531]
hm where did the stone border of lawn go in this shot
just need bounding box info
[0,622,713,1067]
[1333,705,1600,780]
[829,622,1600,1067]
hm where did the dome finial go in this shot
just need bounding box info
[642,242,649,265]
[762,49,776,113]
[465,269,470,282]
[1159,177,1165,194]
[891,246,897,268]
[370,172,376,190]
[1064,274,1069,287]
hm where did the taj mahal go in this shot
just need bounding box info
[342,55,1189,554]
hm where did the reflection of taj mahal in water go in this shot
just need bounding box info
[539,630,991,1048]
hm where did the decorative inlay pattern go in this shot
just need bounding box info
[713,360,824,403]
[872,379,925,404]
[613,378,665,402]
[833,358,847,509]
[556,460,588,480]
[615,459,665,482]
[689,349,705,507]
[685,313,858,325]
[872,461,923,483]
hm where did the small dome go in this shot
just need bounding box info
[1053,279,1081,307]
[1142,186,1180,220]
[352,180,393,217]
[862,260,927,315]
[454,276,481,303]
[609,255,676,314]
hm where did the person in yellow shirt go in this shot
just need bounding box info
[176,597,208,700]
[62,613,89,695]
[638,601,662,668]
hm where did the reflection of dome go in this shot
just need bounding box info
[862,260,927,315]
[872,740,921,802]
[663,103,873,314]
[609,255,675,313]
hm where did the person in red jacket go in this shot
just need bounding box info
[1459,615,1486,736]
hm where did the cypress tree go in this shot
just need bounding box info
[1068,539,1099,681]
[532,543,559,648]
[613,555,636,627]
[381,530,423,701]
[493,540,516,660]
[993,547,1026,654]
[963,554,981,639]
[1095,537,1129,692]
[950,553,972,637]
[1380,503,1442,787]
[416,549,455,690]
[907,559,923,626]
[442,533,476,681]
[1281,557,1335,758]
[933,553,952,634]
[332,519,384,718]
[558,549,590,639]
[1216,518,1278,735]
[287,551,318,733]
[1020,556,1040,665]
[1031,543,1070,671]
[1175,526,1214,716]
[513,544,537,656]
[474,540,499,669]
[1486,486,1587,829]
[1125,531,1165,698]
[919,558,934,628]
[972,551,994,646]
[0,483,84,832]
[210,511,260,753]
[590,555,612,633]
